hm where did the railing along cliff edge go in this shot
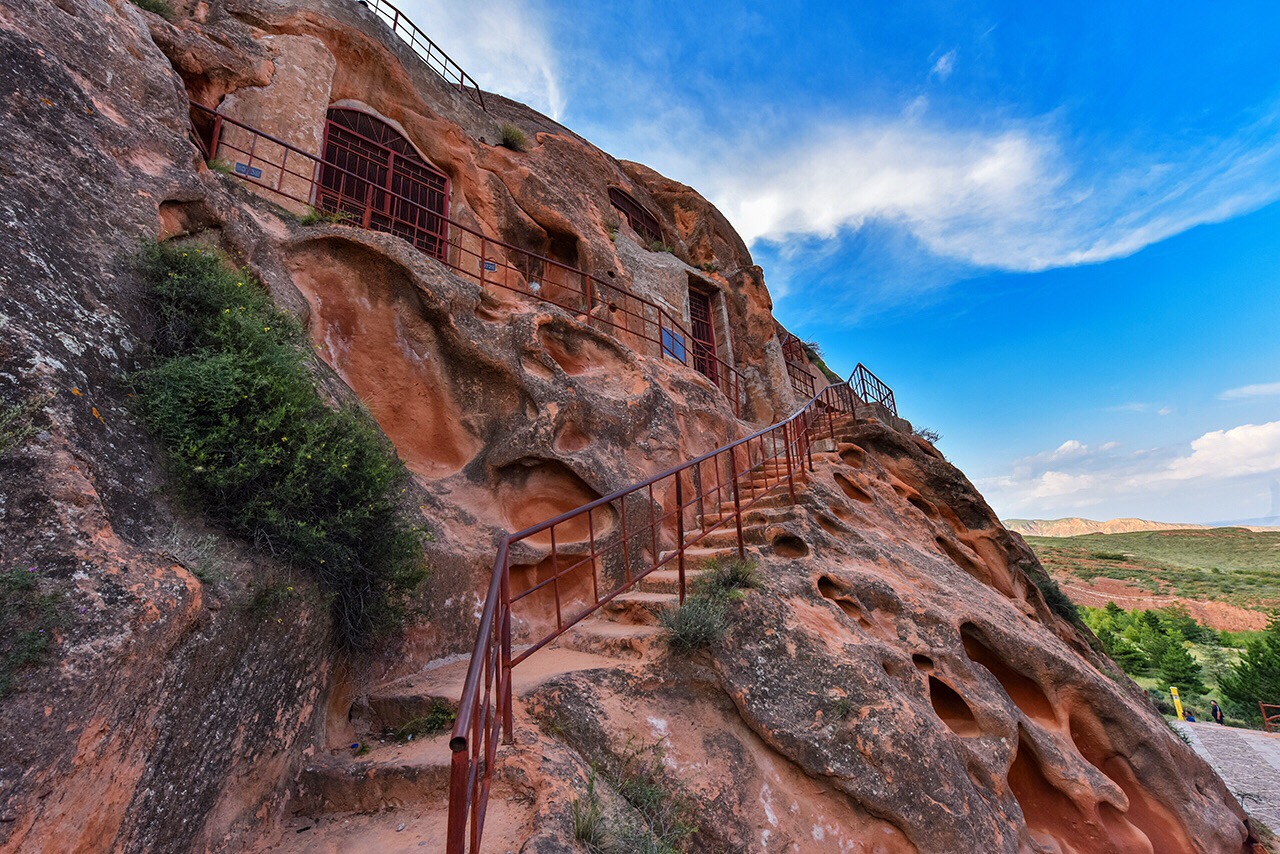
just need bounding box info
[187,103,745,415]
[446,373,893,852]
[355,0,487,111]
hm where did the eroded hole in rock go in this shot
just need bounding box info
[771,532,809,558]
[833,472,874,504]
[936,536,995,587]
[1069,708,1189,851]
[961,623,1057,726]
[1008,729,1089,850]
[817,576,877,631]
[497,459,615,546]
[814,513,845,536]
[908,494,938,519]
[928,676,981,737]
[159,198,219,240]
[536,323,637,389]
[553,420,591,454]
[912,654,934,672]
[838,443,865,468]
[510,553,595,640]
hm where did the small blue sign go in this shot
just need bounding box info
[482,260,498,272]
[234,162,264,179]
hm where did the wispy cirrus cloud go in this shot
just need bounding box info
[1221,381,1280,400]
[931,50,957,80]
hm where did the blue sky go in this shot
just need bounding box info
[413,0,1280,523]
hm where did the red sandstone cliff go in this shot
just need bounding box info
[0,0,1263,851]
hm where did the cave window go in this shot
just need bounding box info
[318,108,450,261]
[607,187,662,246]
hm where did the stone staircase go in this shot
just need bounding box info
[261,413,859,851]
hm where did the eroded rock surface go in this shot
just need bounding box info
[0,0,1262,852]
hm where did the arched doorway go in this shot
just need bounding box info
[318,108,449,261]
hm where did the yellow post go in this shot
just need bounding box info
[1170,686,1185,721]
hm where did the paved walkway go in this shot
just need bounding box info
[1175,720,1280,830]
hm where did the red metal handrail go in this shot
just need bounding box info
[446,374,878,852]
[354,0,487,111]
[776,322,817,400]
[188,103,745,415]
[1261,702,1280,733]
[851,362,897,416]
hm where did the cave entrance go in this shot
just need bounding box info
[318,108,450,261]
[687,285,720,385]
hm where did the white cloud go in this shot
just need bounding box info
[931,50,957,80]
[981,421,1280,518]
[1158,421,1280,482]
[1158,407,1173,416]
[399,0,565,118]
[1221,381,1280,400]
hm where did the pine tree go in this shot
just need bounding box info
[1157,642,1206,696]
[1220,614,1280,712]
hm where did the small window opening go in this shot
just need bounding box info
[607,187,662,246]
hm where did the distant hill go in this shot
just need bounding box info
[1004,517,1208,537]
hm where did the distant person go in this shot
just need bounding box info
[1211,700,1225,725]
[1183,710,1197,722]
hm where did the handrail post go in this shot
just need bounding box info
[730,445,745,559]
[675,474,686,604]
[805,411,815,472]
[500,557,513,745]
[446,747,468,853]
[210,114,223,161]
[783,421,797,505]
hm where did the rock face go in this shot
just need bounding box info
[0,0,1262,852]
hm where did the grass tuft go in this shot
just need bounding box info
[694,556,762,597]
[498,123,528,152]
[131,242,428,649]
[0,567,61,698]
[658,595,726,652]
[394,699,456,741]
[0,393,49,458]
[128,0,174,19]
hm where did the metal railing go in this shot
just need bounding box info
[354,0,487,111]
[446,375,882,852]
[775,323,817,400]
[187,103,745,415]
[851,362,896,416]
[1261,703,1280,733]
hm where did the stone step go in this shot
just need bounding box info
[637,568,708,595]
[601,590,678,625]
[657,545,749,565]
[293,734,452,816]
[556,620,665,659]
[691,523,770,549]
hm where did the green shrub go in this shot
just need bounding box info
[0,567,61,698]
[0,394,47,458]
[299,207,353,226]
[394,699,456,740]
[694,556,762,597]
[1089,551,1128,561]
[1031,571,1080,624]
[646,240,675,255]
[658,595,726,652]
[498,123,528,152]
[128,0,174,19]
[131,243,427,648]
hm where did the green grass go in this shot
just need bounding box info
[1026,528,1280,610]
[128,0,174,19]
[394,699,456,741]
[0,567,61,698]
[131,242,427,649]
[0,394,48,458]
[658,595,727,652]
[498,123,528,152]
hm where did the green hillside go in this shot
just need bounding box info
[1025,528,1280,608]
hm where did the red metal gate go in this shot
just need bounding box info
[688,289,720,385]
[319,108,449,261]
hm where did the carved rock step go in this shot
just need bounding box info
[294,734,453,815]
[556,620,666,659]
[601,590,679,625]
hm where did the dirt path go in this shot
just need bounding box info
[1174,721,1280,831]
